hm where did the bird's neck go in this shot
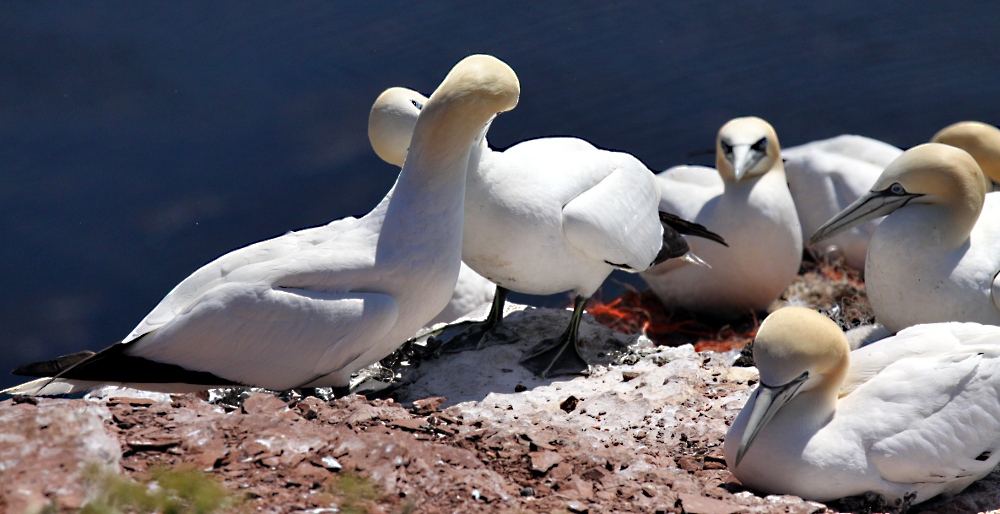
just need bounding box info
[720,166,786,199]
[889,201,979,249]
[788,372,843,431]
[373,103,480,263]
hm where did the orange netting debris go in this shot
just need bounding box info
[586,289,758,353]
[586,254,872,355]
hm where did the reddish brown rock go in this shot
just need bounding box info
[677,493,744,514]
[529,450,563,475]
[0,400,120,513]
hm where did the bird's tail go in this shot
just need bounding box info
[679,251,711,268]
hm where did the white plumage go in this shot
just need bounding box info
[727,306,1000,505]
[367,86,717,377]
[811,143,1000,333]
[4,54,520,395]
[366,87,495,327]
[642,117,801,317]
[784,122,1000,271]
[783,135,902,269]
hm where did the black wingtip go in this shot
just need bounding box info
[12,350,97,377]
[20,335,241,387]
[652,224,690,266]
[54,342,239,386]
[658,211,728,247]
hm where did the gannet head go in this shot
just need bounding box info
[735,306,848,466]
[931,121,1000,188]
[404,55,517,167]
[716,117,782,182]
[425,54,519,121]
[810,143,985,245]
[369,87,427,167]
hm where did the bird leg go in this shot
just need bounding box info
[519,296,591,378]
[418,286,521,354]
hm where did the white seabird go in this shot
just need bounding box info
[785,121,1000,270]
[367,87,495,327]
[366,86,725,377]
[783,135,903,269]
[726,306,1000,505]
[811,143,1000,333]
[641,117,801,318]
[4,54,520,395]
[931,120,1000,189]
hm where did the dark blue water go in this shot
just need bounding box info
[3,2,999,388]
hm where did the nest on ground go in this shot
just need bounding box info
[587,253,875,364]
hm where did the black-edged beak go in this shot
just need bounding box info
[809,186,923,245]
[730,144,766,181]
[735,371,809,467]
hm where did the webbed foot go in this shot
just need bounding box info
[518,295,591,378]
[432,319,521,354]
[409,285,519,354]
[519,333,590,378]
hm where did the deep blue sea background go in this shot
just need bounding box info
[3,2,999,388]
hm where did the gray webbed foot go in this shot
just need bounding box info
[518,295,591,378]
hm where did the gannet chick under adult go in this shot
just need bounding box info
[783,135,903,269]
[367,87,495,327]
[811,143,1000,333]
[725,306,1000,505]
[368,86,725,377]
[4,54,520,396]
[641,117,801,317]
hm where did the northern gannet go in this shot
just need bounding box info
[726,306,1000,505]
[4,54,520,395]
[931,121,1000,188]
[367,87,725,377]
[641,117,801,317]
[785,122,1000,270]
[783,135,902,269]
[367,87,495,327]
[811,143,1000,333]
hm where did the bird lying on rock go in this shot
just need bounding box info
[641,117,801,318]
[811,143,1000,333]
[4,54,520,395]
[726,306,1000,506]
[366,86,725,378]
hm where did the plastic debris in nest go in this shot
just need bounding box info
[588,254,875,359]
[772,254,874,331]
[585,289,759,354]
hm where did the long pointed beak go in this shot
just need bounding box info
[735,372,808,467]
[809,189,922,245]
[731,145,765,181]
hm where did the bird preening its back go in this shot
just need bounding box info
[5,54,520,396]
